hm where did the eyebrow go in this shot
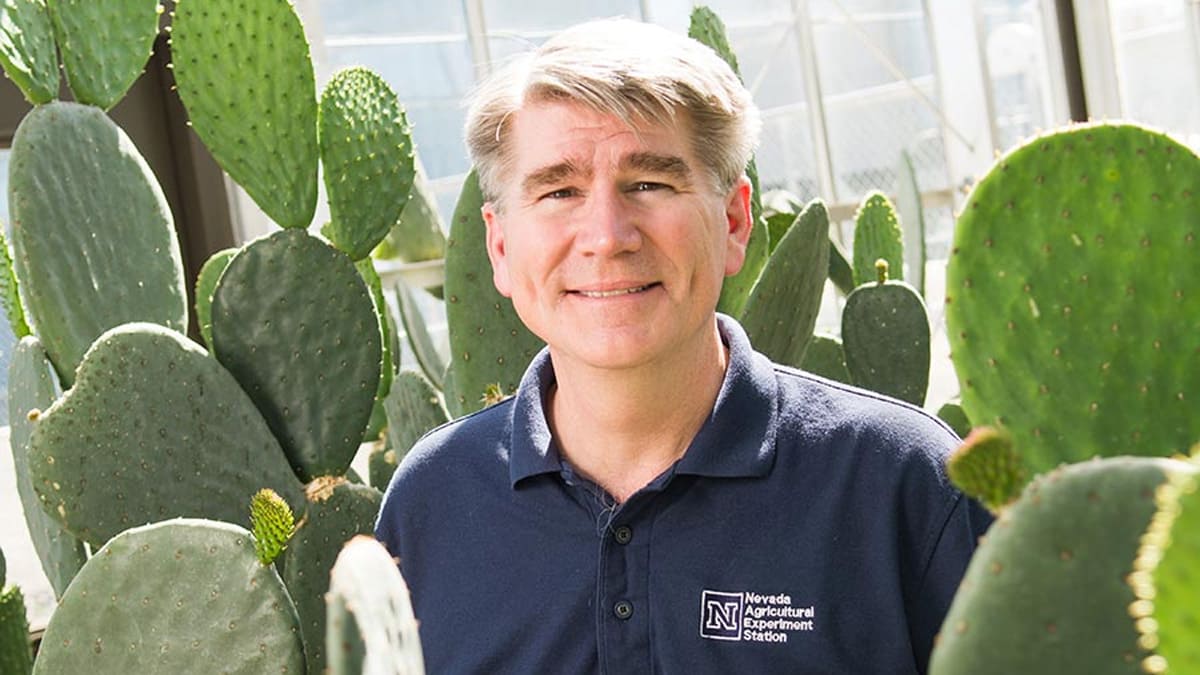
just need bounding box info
[520,160,591,197]
[518,152,695,198]
[620,152,693,182]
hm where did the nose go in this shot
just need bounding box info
[575,186,642,257]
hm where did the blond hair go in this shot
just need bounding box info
[464,18,761,203]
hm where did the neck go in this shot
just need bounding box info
[547,319,728,503]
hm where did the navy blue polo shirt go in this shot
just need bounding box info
[376,315,990,674]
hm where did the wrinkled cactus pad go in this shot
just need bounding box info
[947,123,1200,474]
[33,519,305,675]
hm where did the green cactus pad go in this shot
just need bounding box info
[0,228,30,338]
[194,247,236,350]
[356,257,394,403]
[842,273,930,406]
[929,456,1196,675]
[8,337,86,597]
[851,191,905,287]
[0,584,31,675]
[32,519,305,675]
[799,333,850,384]
[946,426,1029,513]
[249,488,295,566]
[741,199,829,368]
[9,102,188,386]
[395,281,446,391]
[1129,467,1200,674]
[27,323,304,548]
[367,440,397,492]
[211,229,380,482]
[326,536,426,675]
[946,123,1200,473]
[170,0,318,228]
[0,0,59,104]
[688,6,741,78]
[48,0,160,110]
[384,370,449,461]
[282,479,382,675]
[319,66,416,261]
[827,236,855,296]
[896,149,926,297]
[376,153,447,263]
[936,400,972,439]
[443,170,544,417]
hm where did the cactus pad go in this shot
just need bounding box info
[443,170,543,417]
[0,0,59,104]
[929,456,1196,675]
[0,227,30,338]
[9,102,188,386]
[319,66,416,261]
[936,400,972,439]
[946,426,1029,513]
[282,480,382,675]
[194,247,236,350]
[799,333,850,384]
[49,0,160,110]
[851,191,905,286]
[211,229,380,482]
[170,0,318,228]
[395,281,445,391]
[27,323,304,547]
[249,488,295,566]
[32,519,305,674]
[946,123,1200,473]
[842,270,930,406]
[384,370,449,461]
[326,536,425,675]
[377,153,447,263]
[0,584,31,675]
[8,336,86,597]
[741,199,829,368]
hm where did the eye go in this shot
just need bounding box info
[630,181,668,193]
[540,187,577,200]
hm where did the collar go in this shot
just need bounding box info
[508,314,778,487]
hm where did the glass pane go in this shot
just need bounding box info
[980,0,1058,152]
[316,0,465,36]
[483,0,644,32]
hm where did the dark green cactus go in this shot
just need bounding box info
[170,0,318,229]
[8,336,86,597]
[895,149,926,297]
[194,247,236,350]
[250,488,295,566]
[827,237,855,296]
[0,582,31,675]
[376,153,447,264]
[0,225,31,339]
[319,66,416,261]
[9,101,188,386]
[841,260,930,406]
[27,322,304,548]
[326,536,425,675]
[384,370,449,463]
[32,519,306,674]
[936,400,972,439]
[799,333,850,384]
[946,123,1200,474]
[368,439,397,493]
[851,191,905,287]
[395,281,446,391]
[946,426,1029,513]
[740,199,830,368]
[443,170,544,417]
[283,479,383,675]
[0,0,59,104]
[930,456,1196,675]
[48,0,160,110]
[211,229,380,482]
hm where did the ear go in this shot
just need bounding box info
[722,176,754,277]
[482,201,514,298]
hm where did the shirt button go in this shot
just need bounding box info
[613,525,633,545]
[614,600,634,620]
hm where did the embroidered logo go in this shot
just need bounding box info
[699,589,816,643]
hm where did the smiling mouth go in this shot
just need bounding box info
[573,283,659,298]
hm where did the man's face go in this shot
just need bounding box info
[482,100,752,373]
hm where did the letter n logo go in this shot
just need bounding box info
[699,590,743,640]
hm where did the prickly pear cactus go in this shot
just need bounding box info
[0,228,30,339]
[32,519,306,674]
[170,0,318,228]
[211,229,380,482]
[946,123,1200,473]
[443,170,543,417]
[48,0,161,110]
[27,322,304,547]
[799,333,850,384]
[250,488,295,566]
[896,149,926,297]
[283,479,383,675]
[936,400,972,439]
[946,426,1028,513]
[376,153,447,264]
[326,536,426,675]
[0,581,31,675]
[0,0,59,104]
[9,101,188,386]
[851,191,904,287]
[930,456,1197,675]
[395,282,445,391]
[842,261,930,406]
[740,199,829,368]
[384,370,449,461]
[8,336,86,597]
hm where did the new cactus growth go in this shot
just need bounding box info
[841,259,930,406]
[250,488,296,566]
[851,191,905,287]
[946,426,1028,513]
[170,0,318,229]
[946,123,1200,474]
[49,0,161,110]
[326,536,426,675]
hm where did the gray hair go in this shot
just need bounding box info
[464,18,761,203]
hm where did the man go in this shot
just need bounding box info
[376,17,989,674]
